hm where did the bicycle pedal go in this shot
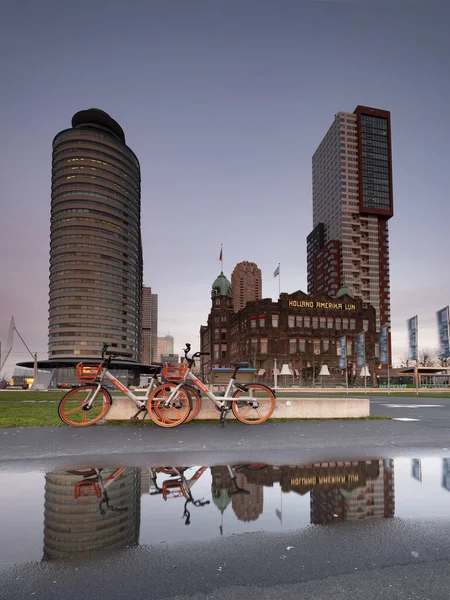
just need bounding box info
[131,406,147,420]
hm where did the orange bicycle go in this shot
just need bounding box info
[58,344,192,428]
[148,344,276,426]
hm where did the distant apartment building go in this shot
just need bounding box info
[141,287,158,363]
[48,108,142,360]
[307,106,393,360]
[156,334,174,361]
[231,261,262,312]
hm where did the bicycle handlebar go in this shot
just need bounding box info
[182,344,210,367]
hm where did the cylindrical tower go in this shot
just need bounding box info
[49,109,142,360]
[43,468,141,560]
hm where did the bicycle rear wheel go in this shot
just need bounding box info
[58,385,111,426]
[148,384,191,428]
[231,384,275,424]
[184,385,202,422]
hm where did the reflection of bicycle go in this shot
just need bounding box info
[58,343,192,428]
[152,344,276,426]
[149,466,210,525]
[69,468,129,515]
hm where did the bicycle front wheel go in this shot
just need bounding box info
[184,385,202,422]
[231,384,275,424]
[58,385,111,426]
[148,384,191,428]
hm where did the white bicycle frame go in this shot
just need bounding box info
[84,367,159,410]
[163,368,245,409]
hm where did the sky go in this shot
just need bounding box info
[1,0,449,374]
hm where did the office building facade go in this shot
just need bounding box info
[141,287,158,364]
[307,106,393,360]
[231,261,262,312]
[49,108,143,360]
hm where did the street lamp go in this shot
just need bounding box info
[319,364,330,388]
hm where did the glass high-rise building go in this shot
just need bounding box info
[307,105,393,360]
[49,109,143,360]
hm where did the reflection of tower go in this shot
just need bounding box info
[211,466,233,535]
[231,473,264,522]
[43,469,141,560]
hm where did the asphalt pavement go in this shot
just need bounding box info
[1,394,449,600]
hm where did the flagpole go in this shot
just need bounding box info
[278,263,280,297]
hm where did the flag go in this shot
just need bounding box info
[274,265,280,278]
[338,336,347,370]
[356,332,365,369]
[407,316,418,361]
[275,508,282,523]
[437,307,450,359]
[219,246,222,261]
[379,325,388,365]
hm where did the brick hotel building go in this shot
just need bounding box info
[307,106,393,362]
[200,271,379,385]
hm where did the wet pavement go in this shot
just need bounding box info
[1,457,450,599]
[1,399,450,598]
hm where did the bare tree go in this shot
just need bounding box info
[418,348,436,367]
[397,352,412,368]
[434,348,449,368]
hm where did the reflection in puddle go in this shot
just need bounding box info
[0,457,449,571]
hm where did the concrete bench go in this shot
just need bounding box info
[104,395,369,421]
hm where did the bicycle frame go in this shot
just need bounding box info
[164,369,241,410]
[84,368,159,411]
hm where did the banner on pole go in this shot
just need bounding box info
[356,332,365,369]
[338,336,347,370]
[437,307,450,359]
[379,325,388,365]
[407,316,418,361]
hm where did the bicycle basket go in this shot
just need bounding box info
[76,363,103,382]
[162,362,188,382]
[74,480,101,499]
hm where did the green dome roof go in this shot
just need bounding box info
[335,285,355,299]
[212,489,232,513]
[212,272,233,297]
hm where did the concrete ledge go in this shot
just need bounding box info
[105,396,370,421]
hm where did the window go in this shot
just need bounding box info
[304,316,311,328]
[312,316,318,329]
[260,338,268,354]
[296,316,303,327]
[214,343,219,359]
[327,317,333,329]
[289,339,297,354]
[347,341,352,356]
[313,339,321,354]
[251,338,258,352]
[363,319,369,332]
[299,339,306,353]
[320,317,326,328]
[288,315,295,328]
[350,318,356,330]
[214,329,219,340]
[342,317,349,329]
[272,315,279,328]
[259,315,265,327]
[323,338,330,353]
[250,316,256,328]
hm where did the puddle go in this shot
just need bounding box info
[1,458,449,572]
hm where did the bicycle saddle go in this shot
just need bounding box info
[230,361,250,369]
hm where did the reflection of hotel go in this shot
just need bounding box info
[43,469,141,560]
[232,460,394,525]
[210,467,264,522]
[311,459,394,524]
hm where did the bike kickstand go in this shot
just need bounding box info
[131,405,147,422]
[140,409,148,428]
[219,406,227,428]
